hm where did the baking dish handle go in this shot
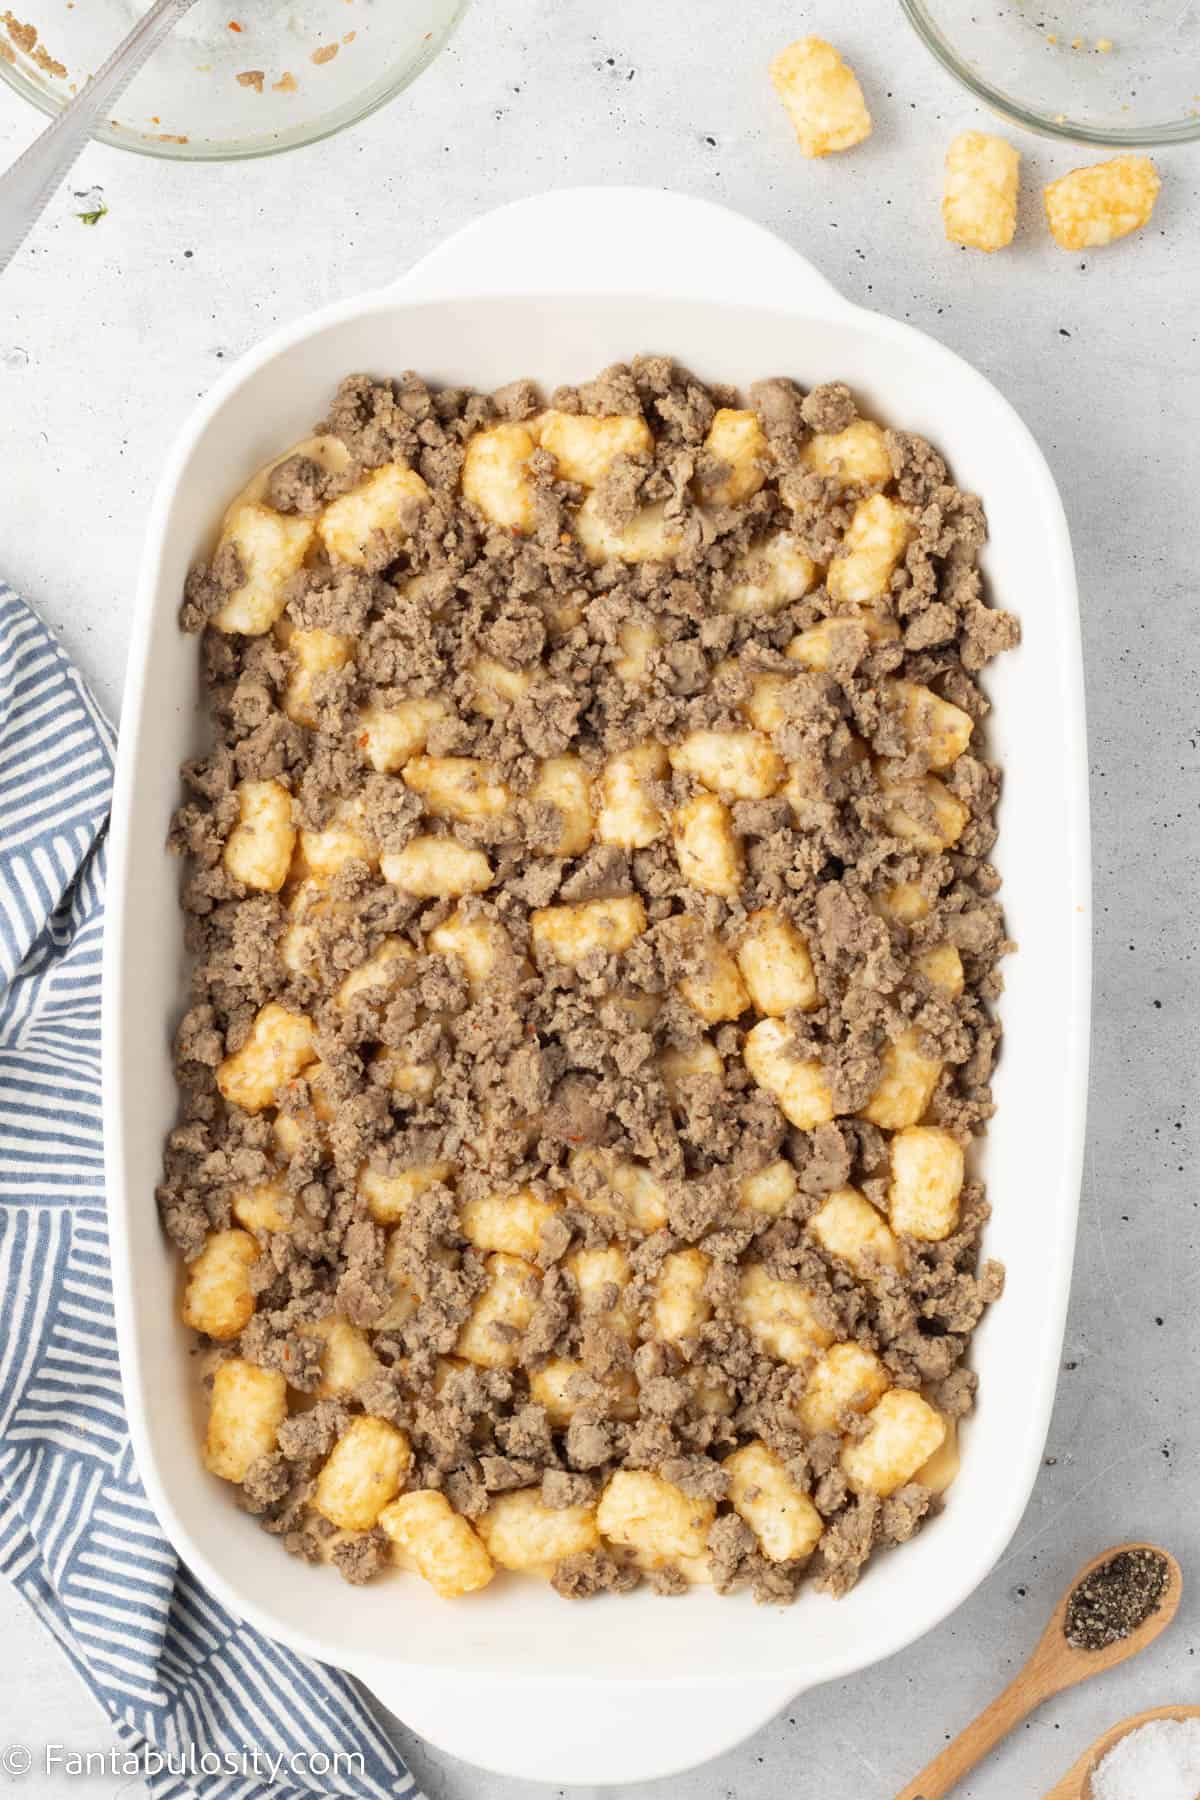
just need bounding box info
[392,185,848,313]
[353,1662,800,1786]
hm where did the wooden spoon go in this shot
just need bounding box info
[894,1543,1182,1800]
[1044,1703,1200,1798]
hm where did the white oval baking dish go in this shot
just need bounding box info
[102,188,1091,1788]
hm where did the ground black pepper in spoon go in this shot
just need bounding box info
[1064,1547,1170,1652]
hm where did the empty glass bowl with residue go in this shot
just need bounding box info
[0,0,469,160]
[900,0,1200,146]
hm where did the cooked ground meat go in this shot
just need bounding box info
[164,359,1016,1605]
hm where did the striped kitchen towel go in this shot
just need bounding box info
[0,585,421,1799]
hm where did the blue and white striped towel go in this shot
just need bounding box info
[0,585,422,1799]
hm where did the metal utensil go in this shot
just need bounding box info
[0,0,198,277]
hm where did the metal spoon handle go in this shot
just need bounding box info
[0,0,198,277]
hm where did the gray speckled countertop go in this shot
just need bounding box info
[1,2,1198,1793]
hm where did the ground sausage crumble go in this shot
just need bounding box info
[163,358,1016,1604]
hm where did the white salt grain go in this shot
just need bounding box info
[1090,1717,1200,1800]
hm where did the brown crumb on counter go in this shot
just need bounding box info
[311,42,339,65]
[237,69,265,92]
[273,71,297,93]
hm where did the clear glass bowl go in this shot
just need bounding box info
[0,0,469,161]
[901,0,1200,147]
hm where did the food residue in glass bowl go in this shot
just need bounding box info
[0,0,466,161]
[1,9,65,78]
[0,2,359,107]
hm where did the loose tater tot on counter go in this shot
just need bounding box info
[1043,155,1160,251]
[770,36,872,158]
[943,132,1020,252]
